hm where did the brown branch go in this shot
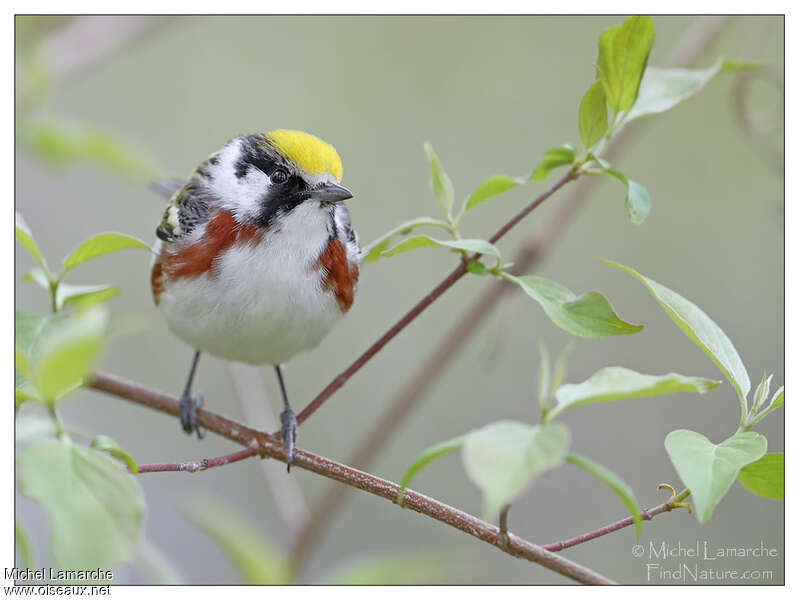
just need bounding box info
[89,371,613,585]
[294,168,578,425]
[286,15,732,573]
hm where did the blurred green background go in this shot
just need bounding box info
[15,15,783,584]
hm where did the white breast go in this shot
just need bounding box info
[157,202,347,365]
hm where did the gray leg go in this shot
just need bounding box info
[179,350,205,439]
[275,364,296,471]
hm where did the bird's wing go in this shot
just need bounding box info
[156,155,222,242]
[155,172,216,243]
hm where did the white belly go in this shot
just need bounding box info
[158,218,343,366]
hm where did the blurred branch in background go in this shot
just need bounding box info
[286,15,732,574]
[89,371,614,585]
[731,19,784,179]
[16,16,165,181]
[228,364,310,534]
[733,68,784,178]
[17,15,165,103]
[36,16,164,84]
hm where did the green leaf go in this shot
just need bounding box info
[597,16,655,112]
[585,152,610,168]
[464,175,525,212]
[15,211,49,272]
[537,341,551,411]
[18,439,145,569]
[579,80,609,148]
[601,167,627,186]
[602,259,751,409]
[397,435,467,504]
[750,385,784,426]
[625,180,651,224]
[15,519,36,570]
[34,308,108,403]
[90,435,138,473]
[381,235,501,260]
[424,142,455,219]
[466,260,489,275]
[737,453,783,500]
[751,372,773,412]
[532,146,575,181]
[462,421,569,521]
[15,413,58,443]
[16,311,72,403]
[502,273,642,338]
[16,346,32,382]
[184,500,290,584]
[24,265,50,289]
[771,387,785,407]
[597,169,651,224]
[56,283,120,311]
[550,343,573,401]
[549,367,719,420]
[324,551,454,584]
[664,429,767,523]
[361,217,451,263]
[16,311,47,356]
[21,117,158,181]
[15,311,68,362]
[15,348,40,404]
[624,58,761,123]
[63,232,151,272]
[566,452,642,538]
[15,380,40,405]
[15,312,70,402]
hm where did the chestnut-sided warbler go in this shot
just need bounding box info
[150,130,360,468]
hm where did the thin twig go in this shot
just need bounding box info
[286,16,731,573]
[89,371,613,585]
[294,169,578,426]
[542,489,691,552]
[137,447,256,474]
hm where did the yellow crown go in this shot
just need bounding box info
[265,130,343,180]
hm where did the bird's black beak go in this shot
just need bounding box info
[309,183,353,203]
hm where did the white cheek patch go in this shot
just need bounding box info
[209,138,272,222]
[231,169,271,222]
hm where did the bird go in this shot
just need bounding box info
[150,130,360,469]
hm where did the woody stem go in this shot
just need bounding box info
[89,371,613,585]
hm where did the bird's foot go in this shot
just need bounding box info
[280,407,297,472]
[179,391,206,439]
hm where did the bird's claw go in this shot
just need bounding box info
[180,391,206,439]
[280,407,297,472]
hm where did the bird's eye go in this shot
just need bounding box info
[271,169,288,184]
